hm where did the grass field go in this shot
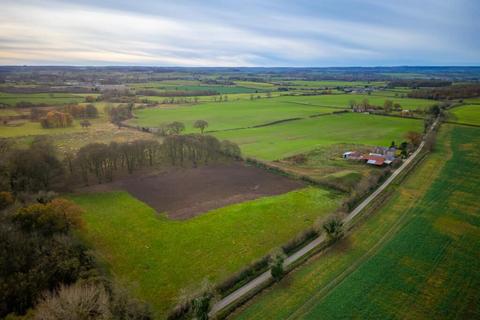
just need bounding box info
[0,92,87,106]
[276,94,434,110]
[72,187,341,318]
[0,118,108,138]
[130,93,430,133]
[130,98,339,132]
[233,125,480,319]
[129,81,263,94]
[449,104,480,126]
[213,113,422,161]
[276,80,386,88]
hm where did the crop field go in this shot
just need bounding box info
[213,113,423,160]
[233,125,480,319]
[0,92,87,106]
[72,186,341,317]
[449,104,480,126]
[130,97,339,131]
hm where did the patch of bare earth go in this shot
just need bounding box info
[81,162,305,220]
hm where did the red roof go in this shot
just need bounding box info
[365,155,385,166]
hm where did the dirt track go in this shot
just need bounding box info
[82,162,305,220]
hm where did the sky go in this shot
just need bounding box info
[0,0,479,67]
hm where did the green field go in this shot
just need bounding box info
[449,104,480,125]
[278,94,434,109]
[0,118,108,138]
[72,187,341,318]
[0,92,87,106]
[130,94,430,133]
[130,97,339,132]
[213,113,422,160]
[129,80,263,94]
[275,80,386,88]
[234,125,480,319]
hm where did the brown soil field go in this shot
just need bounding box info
[82,162,305,219]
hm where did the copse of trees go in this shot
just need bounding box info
[40,111,73,128]
[157,121,185,136]
[163,134,238,166]
[0,198,96,318]
[6,137,65,193]
[0,196,152,319]
[74,140,161,184]
[106,103,133,125]
[64,103,98,119]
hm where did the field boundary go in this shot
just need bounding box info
[209,118,439,318]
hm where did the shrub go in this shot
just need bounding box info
[282,228,318,256]
[323,217,344,242]
[0,191,14,210]
[214,255,270,296]
[270,253,285,282]
[13,198,83,236]
[34,283,111,320]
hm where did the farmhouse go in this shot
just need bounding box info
[343,146,396,166]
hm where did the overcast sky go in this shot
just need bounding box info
[0,0,478,66]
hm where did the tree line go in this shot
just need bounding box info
[0,133,241,194]
[408,84,480,100]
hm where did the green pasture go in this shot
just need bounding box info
[130,80,262,94]
[0,92,87,106]
[0,118,106,138]
[276,80,386,88]
[72,187,340,317]
[234,81,277,89]
[450,104,480,126]
[277,94,434,109]
[130,97,339,132]
[213,113,423,161]
[234,125,480,319]
[464,97,480,104]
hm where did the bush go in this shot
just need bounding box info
[40,111,73,129]
[282,228,318,256]
[0,191,14,210]
[323,217,344,242]
[270,253,285,282]
[13,198,83,236]
[214,255,270,296]
[34,283,111,320]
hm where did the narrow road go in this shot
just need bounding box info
[210,119,438,317]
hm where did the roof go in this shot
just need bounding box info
[365,155,385,166]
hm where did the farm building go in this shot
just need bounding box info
[364,155,385,166]
[343,151,363,160]
[343,146,396,166]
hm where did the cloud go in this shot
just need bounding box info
[0,0,478,66]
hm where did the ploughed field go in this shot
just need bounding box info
[80,162,305,220]
[233,125,480,319]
